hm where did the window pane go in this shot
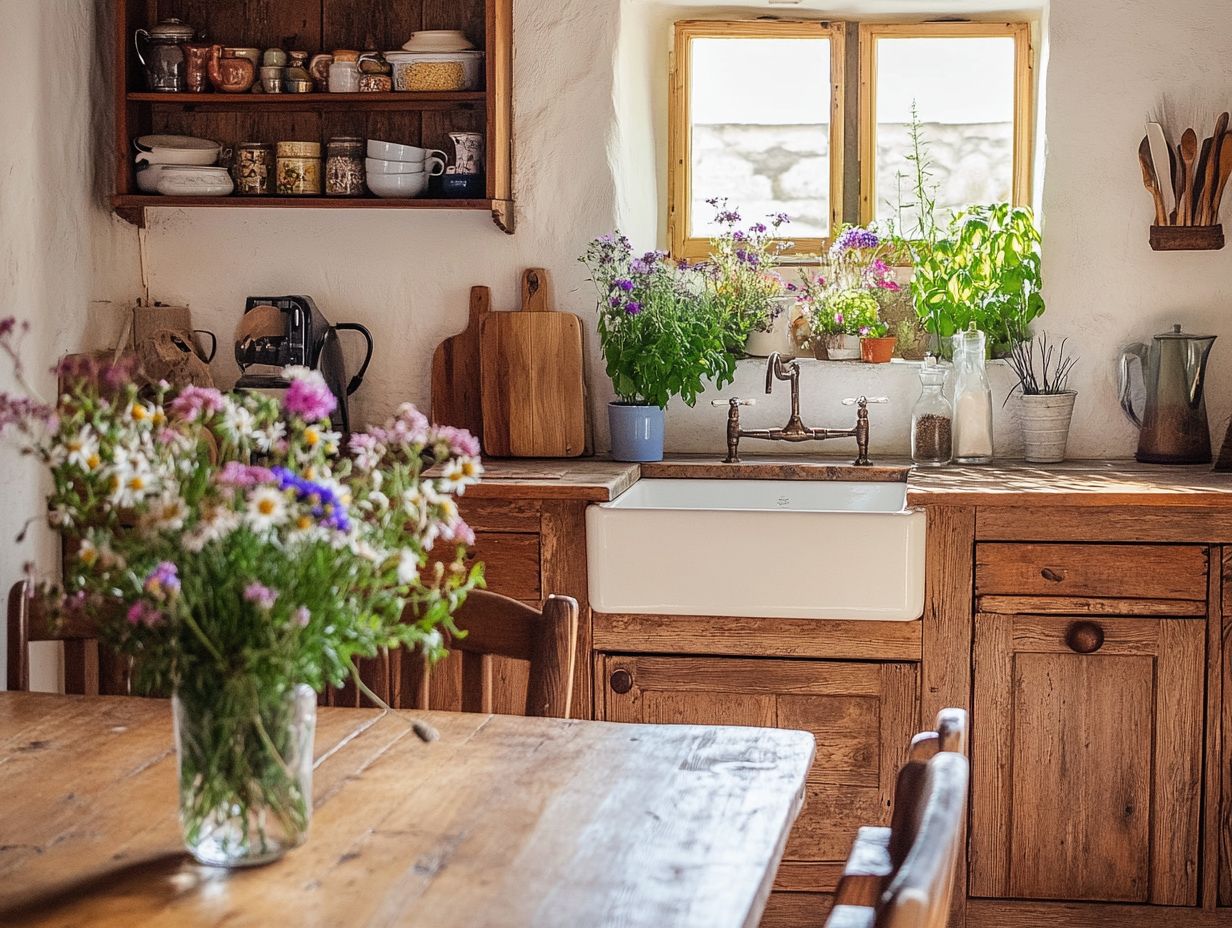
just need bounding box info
[689,37,831,238]
[873,36,1016,231]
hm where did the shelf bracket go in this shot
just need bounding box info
[115,206,146,229]
[491,200,515,234]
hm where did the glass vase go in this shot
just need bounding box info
[173,682,316,867]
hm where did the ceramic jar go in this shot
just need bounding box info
[134,18,196,92]
[449,131,484,175]
[182,42,213,93]
[276,141,322,195]
[325,137,365,197]
[235,142,273,195]
[328,60,360,92]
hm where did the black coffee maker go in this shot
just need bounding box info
[234,296,373,434]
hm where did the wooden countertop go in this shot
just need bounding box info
[462,455,1232,507]
[465,458,640,501]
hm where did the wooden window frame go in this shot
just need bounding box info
[857,21,1034,227]
[668,20,846,261]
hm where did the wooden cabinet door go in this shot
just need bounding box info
[970,613,1205,905]
[598,654,918,924]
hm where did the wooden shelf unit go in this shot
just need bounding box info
[114,0,513,231]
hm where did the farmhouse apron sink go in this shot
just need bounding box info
[586,479,926,621]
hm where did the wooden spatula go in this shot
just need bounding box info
[1139,137,1167,226]
[1179,129,1198,225]
[1199,112,1230,225]
[1210,132,1232,223]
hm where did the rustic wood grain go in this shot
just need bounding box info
[920,508,974,728]
[975,505,1232,541]
[975,543,1208,601]
[434,530,541,603]
[0,692,813,928]
[966,899,1232,927]
[970,613,1204,905]
[598,655,917,907]
[461,459,639,502]
[541,501,592,720]
[977,594,1206,617]
[641,458,912,483]
[1201,551,1224,909]
[430,286,489,443]
[460,497,542,533]
[593,613,922,662]
[1221,549,1232,906]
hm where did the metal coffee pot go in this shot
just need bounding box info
[1118,324,1217,463]
[134,18,197,92]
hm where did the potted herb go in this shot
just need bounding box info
[580,233,735,461]
[703,198,793,356]
[1005,332,1079,463]
[910,203,1045,358]
[0,325,483,867]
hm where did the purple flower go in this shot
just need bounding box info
[751,222,767,234]
[609,295,623,308]
[169,386,224,422]
[834,226,880,252]
[630,259,650,275]
[735,249,747,262]
[271,467,352,532]
[126,601,164,628]
[625,301,642,315]
[615,278,634,292]
[282,367,338,422]
[143,562,180,600]
[244,582,278,610]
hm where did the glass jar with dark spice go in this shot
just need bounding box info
[911,356,953,466]
[325,136,365,197]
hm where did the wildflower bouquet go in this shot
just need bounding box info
[793,226,900,348]
[579,233,734,408]
[0,319,483,866]
[703,197,793,348]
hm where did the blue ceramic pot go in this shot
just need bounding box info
[608,402,664,462]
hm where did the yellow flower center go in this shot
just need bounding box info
[86,453,101,470]
[79,547,98,567]
[130,404,147,421]
[257,498,277,516]
[304,428,320,447]
[127,475,146,491]
[296,515,312,530]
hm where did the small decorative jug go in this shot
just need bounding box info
[208,45,256,93]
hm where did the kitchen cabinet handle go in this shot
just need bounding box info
[609,670,633,695]
[1066,621,1105,654]
[1041,567,1065,583]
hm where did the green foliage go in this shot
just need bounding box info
[910,203,1045,357]
[580,234,735,408]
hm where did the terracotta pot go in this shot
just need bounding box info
[860,336,897,364]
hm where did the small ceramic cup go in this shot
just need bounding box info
[226,47,262,72]
[260,65,284,93]
[263,48,288,67]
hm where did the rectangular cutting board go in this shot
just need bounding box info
[480,269,587,457]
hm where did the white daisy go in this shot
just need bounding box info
[396,549,420,584]
[52,428,101,472]
[221,403,256,440]
[182,507,241,553]
[441,456,483,494]
[252,420,287,453]
[246,486,287,531]
[109,456,157,507]
[142,492,188,533]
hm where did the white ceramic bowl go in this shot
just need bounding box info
[366,156,445,176]
[400,30,475,52]
[135,163,173,193]
[134,134,221,166]
[156,165,235,197]
[367,139,445,163]
[366,171,429,198]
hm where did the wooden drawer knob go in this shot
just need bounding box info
[609,670,633,694]
[1041,567,1065,583]
[1066,621,1105,654]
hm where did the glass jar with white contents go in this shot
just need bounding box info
[951,323,994,464]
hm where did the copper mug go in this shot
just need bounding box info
[208,45,256,93]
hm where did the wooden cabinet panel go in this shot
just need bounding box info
[461,498,542,533]
[971,613,1204,906]
[448,531,540,603]
[975,543,1208,602]
[598,654,918,906]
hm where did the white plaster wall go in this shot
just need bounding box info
[0,0,142,688]
[139,0,1232,462]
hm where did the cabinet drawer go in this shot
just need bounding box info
[975,543,1207,603]
[461,499,541,533]
[468,532,541,602]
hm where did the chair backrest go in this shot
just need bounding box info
[6,581,130,694]
[877,752,969,928]
[888,709,968,866]
[386,589,579,719]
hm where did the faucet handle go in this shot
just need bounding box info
[842,396,889,406]
[711,397,756,407]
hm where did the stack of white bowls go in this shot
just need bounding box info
[366,139,447,198]
[133,135,232,196]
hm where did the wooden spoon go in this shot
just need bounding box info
[1193,136,1213,223]
[1210,131,1232,222]
[1200,112,1230,224]
[1139,136,1167,226]
[1179,129,1198,224]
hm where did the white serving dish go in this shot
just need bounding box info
[156,165,235,197]
[134,134,220,166]
[135,163,174,193]
[385,50,483,92]
[586,478,927,621]
[366,171,429,198]
[366,156,444,176]
[400,30,475,52]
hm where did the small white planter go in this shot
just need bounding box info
[744,297,796,357]
[827,334,861,360]
[1020,392,1077,463]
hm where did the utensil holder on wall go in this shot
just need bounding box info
[1149,225,1225,251]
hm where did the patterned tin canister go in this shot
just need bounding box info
[235,142,273,195]
[275,141,322,195]
[325,137,365,197]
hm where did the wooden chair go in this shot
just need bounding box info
[333,590,580,719]
[6,580,131,694]
[826,709,970,927]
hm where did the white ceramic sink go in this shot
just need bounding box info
[586,478,926,621]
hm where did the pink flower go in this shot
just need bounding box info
[170,385,225,421]
[282,367,337,422]
[216,461,274,488]
[244,582,278,611]
[430,424,480,458]
[126,601,164,627]
[440,517,476,547]
[293,606,311,627]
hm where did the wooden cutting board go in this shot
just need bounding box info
[431,286,490,442]
[480,269,587,458]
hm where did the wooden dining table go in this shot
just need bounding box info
[0,692,814,928]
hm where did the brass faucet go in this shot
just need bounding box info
[711,353,886,465]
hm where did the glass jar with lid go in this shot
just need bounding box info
[325,137,365,197]
[910,356,953,466]
[951,323,994,464]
